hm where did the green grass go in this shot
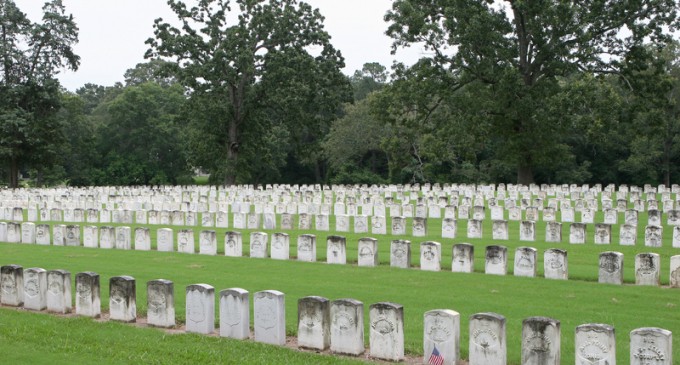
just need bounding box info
[1,207,680,364]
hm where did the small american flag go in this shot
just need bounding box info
[428,345,444,365]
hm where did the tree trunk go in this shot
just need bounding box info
[9,156,18,188]
[224,121,238,185]
[517,165,534,185]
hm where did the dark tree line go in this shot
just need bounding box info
[2,0,679,187]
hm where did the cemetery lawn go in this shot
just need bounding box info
[1,211,679,364]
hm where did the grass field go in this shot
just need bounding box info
[1,209,679,364]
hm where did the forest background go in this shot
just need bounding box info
[1,0,679,188]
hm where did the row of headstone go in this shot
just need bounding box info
[2,264,672,364]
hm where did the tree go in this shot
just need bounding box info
[385,0,679,184]
[350,62,388,101]
[0,0,79,187]
[146,0,349,184]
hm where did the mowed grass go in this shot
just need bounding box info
[1,208,680,364]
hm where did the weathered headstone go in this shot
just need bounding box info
[451,243,474,273]
[620,224,637,246]
[185,284,215,334]
[330,298,364,356]
[21,222,35,244]
[199,230,217,255]
[485,245,508,275]
[1,264,23,306]
[514,247,537,277]
[569,223,587,244]
[147,279,175,328]
[336,214,350,232]
[421,241,441,272]
[521,317,561,365]
[635,253,660,286]
[519,221,536,242]
[630,327,672,365]
[23,267,47,310]
[671,255,680,288]
[543,249,568,280]
[644,225,663,247]
[134,227,150,251]
[369,302,404,361]
[46,269,71,314]
[177,229,195,254]
[469,312,506,365]
[298,296,331,350]
[441,218,457,239]
[35,224,50,245]
[492,220,508,240]
[594,223,612,244]
[599,251,624,285]
[156,228,173,252]
[270,232,289,260]
[358,237,378,267]
[224,231,242,257]
[316,214,330,231]
[424,309,460,365]
[250,232,269,258]
[353,215,368,233]
[219,288,250,339]
[114,226,131,250]
[109,275,136,322]
[327,235,347,264]
[413,217,427,237]
[75,271,100,318]
[390,239,411,269]
[254,290,286,346]
[391,216,406,235]
[297,234,317,262]
[575,323,616,365]
[467,219,483,239]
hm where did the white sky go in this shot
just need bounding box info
[15,0,426,91]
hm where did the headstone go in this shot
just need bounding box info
[219,288,250,339]
[441,218,456,239]
[270,232,289,260]
[630,327,672,365]
[671,255,680,288]
[147,279,175,328]
[199,230,217,255]
[233,212,245,229]
[35,224,50,245]
[21,222,35,244]
[336,214,350,232]
[519,221,536,241]
[109,276,136,322]
[423,309,459,365]
[330,298,364,355]
[648,209,662,226]
[421,241,442,272]
[644,225,663,247]
[620,224,637,246]
[114,226,131,250]
[467,219,483,239]
[23,267,47,310]
[297,234,317,262]
[625,209,638,226]
[254,290,286,346]
[82,226,98,248]
[224,231,242,257]
[157,228,174,252]
[635,253,660,286]
[391,216,406,235]
[492,220,509,240]
[469,312,506,365]
[521,317,561,365]
[575,323,616,365]
[216,211,229,228]
[514,247,537,277]
[99,226,114,249]
[598,251,624,285]
[316,214,330,231]
[75,272,100,317]
[369,302,404,361]
[250,232,269,258]
[594,223,612,244]
[569,223,587,244]
[64,225,80,246]
[370,215,386,235]
[0,264,23,306]
[326,235,347,264]
[561,207,575,222]
[185,284,215,334]
[353,215,368,233]
[46,269,71,314]
[485,245,508,275]
[358,237,378,267]
[6,222,20,243]
[543,249,568,280]
[134,227,150,251]
[413,217,427,237]
[177,229,195,254]
[298,296,331,350]
[451,243,474,273]
[390,240,411,269]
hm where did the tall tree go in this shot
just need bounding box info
[385,0,678,184]
[0,0,79,187]
[146,0,348,184]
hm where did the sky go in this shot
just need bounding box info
[15,0,427,91]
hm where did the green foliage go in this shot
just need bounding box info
[0,0,79,187]
[146,0,350,184]
[384,0,679,183]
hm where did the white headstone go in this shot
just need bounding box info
[298,296,330,350]
[420,241,441,272]
[467,219,483,239]
[23,267,47,310]
[75,271,100,318]
[35,224,50,245]
[185,283,215,334]
[114,226,131,250]
[1,264,24,306]
[369,302,404,361]
[671,255,680,288]
[423,309,460,365]
[485,245,508,275]
[469,312,506,365]
[630,327,672,365]
[297,234,317,262]
[644,225,663,247]
[46,269,71,314]
[157,228,174,252]
[599,251,624,285]
[219,288,250,339]
[109,275,136,322]
[575,323,616,365]
[413,217,428,237]
[134,227,151,251]
[147,279,175,328]
[451,243,474,273]
[249,232,269,258]
[492,220,509,240]
[635,253,660,286]
[543,249,568,280]
[357,237,378,267]
[521,317,560,365]
[569,223,587,244]
[199,230,217,255]
[254,290,286,346]
[513,247,537,277]
[327,236,347,264]
[330,298,364,356]
[390,240,411,269]
[177,229,195,253]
